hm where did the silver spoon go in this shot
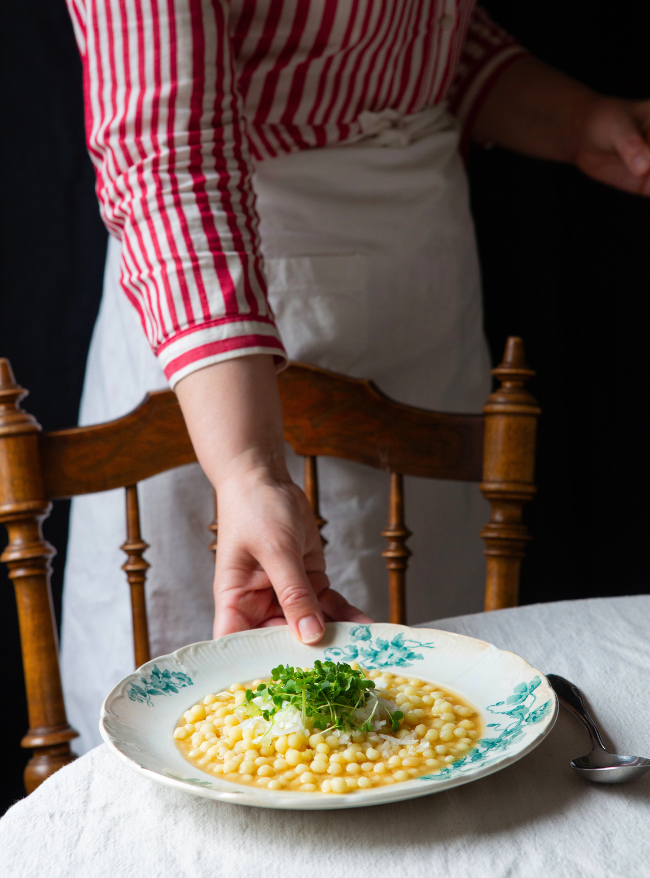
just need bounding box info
[546,674,650,784]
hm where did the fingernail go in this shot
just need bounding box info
[632,155,650,175]
[298,615,324,644]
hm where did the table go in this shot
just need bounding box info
[2,596,649,878]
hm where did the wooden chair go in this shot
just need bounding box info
[0,336,539,794]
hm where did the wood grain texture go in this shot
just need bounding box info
[40,390,197,500]
[279,364,484,481]
[480,338,540,611]
[0,359,78,792]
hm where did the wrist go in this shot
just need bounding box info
[175,353,289,491]
[563,89,603,166]
[213,448,291,491]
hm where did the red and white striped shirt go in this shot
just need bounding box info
[66,0,526,387]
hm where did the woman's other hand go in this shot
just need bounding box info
[573,96,650,196]
[473,56,650,197]
[175,354,371,644]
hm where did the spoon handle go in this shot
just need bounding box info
[546,674,609,752]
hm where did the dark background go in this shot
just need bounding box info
[1,0,649,815]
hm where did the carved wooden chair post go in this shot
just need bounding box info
[0,360,78,791]
[480,338,540,610]
[121,485,151,668]
[381,473,412,625]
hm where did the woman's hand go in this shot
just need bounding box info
[573,96,650,196]
[213,468,370,642]
[473,56,650,196]
[175,354,371,644]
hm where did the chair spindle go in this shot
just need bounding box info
[382,472,411,625]
[121,484,151,668]
[303,456,327,546]
[0,359,78,792]
[480,337,540,611]
[208,490,218,555]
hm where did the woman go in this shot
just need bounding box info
[62,0,650,753]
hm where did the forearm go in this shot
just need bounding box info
[472,55,597,163]
[175,355,289,489]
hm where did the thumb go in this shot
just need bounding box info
[611,108,650,177]
[263,551,326,644]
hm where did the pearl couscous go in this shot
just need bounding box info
[174,663,481,794]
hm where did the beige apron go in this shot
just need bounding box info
[61,105,491,754]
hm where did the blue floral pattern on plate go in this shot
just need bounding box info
[420,675,551,781]
[324,624,435,669]
[127,665,193,706]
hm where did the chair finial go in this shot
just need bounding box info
[0,358,17,390]
[492,337,535,385]
[502,337,526,370]
[0,359,39,435]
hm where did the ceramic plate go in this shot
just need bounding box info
[100,622,557,810]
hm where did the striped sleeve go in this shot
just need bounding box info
[66,0,286,389]
[447,5,529,152]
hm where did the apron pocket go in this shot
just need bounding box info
[265,253,368,373]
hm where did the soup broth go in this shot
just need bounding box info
[174,664,481,794]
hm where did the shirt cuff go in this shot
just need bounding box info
[157,317,288,389]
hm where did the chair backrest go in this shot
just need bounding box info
[0,336,539,793]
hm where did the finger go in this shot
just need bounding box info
[262,550,326,644]
[612,118,650,177]
[213,601,254,639]
[305,569,330,597]
[631,99,650,130]
[318,587,374,624]
[577,150,650,197]
[260,617,289,628]
[212,567,278,638]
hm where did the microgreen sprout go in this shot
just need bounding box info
[242,660,403,734]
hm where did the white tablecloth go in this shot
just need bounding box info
[2,596,649,878]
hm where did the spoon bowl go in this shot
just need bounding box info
[570,753,650,784]
[547,674,650,784]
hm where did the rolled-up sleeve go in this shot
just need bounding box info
[66,0,286,388]
[447,5,529,153]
